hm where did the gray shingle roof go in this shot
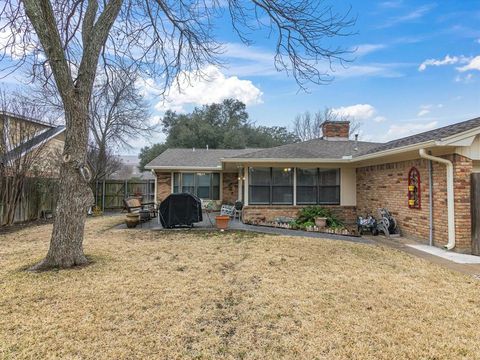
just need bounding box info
[145,117,480,167]
[145,148,263,168]
[357,116,480,156]
[2,125,65,163]
[227,139,381,159]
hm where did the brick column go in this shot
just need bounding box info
[452,154,473,252]
[156,172,172,202]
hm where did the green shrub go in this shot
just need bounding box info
[296,206,343,229]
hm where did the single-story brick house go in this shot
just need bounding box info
[145,117,480,254]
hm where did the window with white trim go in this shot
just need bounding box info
[249,167,293,205]
[173,172,220,200]
[296,168,340,205]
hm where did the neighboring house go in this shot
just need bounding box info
[0,111,65,177]
[1,112,65,224]
[146,118,480,254]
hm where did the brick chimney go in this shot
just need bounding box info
[321,121,350,141]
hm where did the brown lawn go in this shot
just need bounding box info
[1,216,480,359]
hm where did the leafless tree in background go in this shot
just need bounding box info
[88,68,155,184]
[0,92,56,225]
[33,67,155,184]
[293,108,362,141]
[86,145,121,186]
[0,0,354,270]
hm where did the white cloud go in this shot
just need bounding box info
[379,4,435,28]
[455,73,474,83]
[457,56,480,72]
[332,104,376,120]
[222,42,278,77]
[140,65,263,112]
[417,104,443,117]
[418,55,465,71]
[222,42,404,79]
[379,1,403,9]
[418,54,480,73]
[354,44,387,57]
[417,109,430,117]
[333,64,405,78]
[373,116,387,123]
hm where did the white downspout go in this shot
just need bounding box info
[419,149,455,250]
[152,169,158,204]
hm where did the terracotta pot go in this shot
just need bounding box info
[315,217,327,228]
[125,213,140,228]
[215,215,230,230]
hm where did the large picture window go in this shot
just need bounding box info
[172,172,220,200]
[296,168,340,205]
[249,167,293,205]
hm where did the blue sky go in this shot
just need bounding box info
[138,0,480,148]
[237,0,480,139]
[1,0,480,152]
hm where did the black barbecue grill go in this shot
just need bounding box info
[158,193,203,228]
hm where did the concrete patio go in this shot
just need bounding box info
[115,211,372,244]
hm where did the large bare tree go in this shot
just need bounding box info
[0,0,354,270]
[88,68,154,183]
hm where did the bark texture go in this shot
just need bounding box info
[22,0,121,270]
[31,103,94,270]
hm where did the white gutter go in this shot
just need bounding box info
[419,149,455,250]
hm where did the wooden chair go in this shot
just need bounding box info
[123,197,156,219]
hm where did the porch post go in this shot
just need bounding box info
[293,167,297,206]
[238,167,243,202]
[153,170,158,204]
[244,165,249,206]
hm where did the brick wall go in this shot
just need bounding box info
[243,205,357,226]
[322,121,350,139]
[156,172,171,202]
[155,172,239,204]
[222,172,238,204]
[356,154,472,252]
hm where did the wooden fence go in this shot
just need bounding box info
[0,177,59,224]
[0,178,155,224]
[94,179,155,211]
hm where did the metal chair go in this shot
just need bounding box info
[233,200,243,221]
[220,204,235,217]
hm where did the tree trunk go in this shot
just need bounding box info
[31,98,93,271]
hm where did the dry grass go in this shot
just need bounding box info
[1,216,480,359]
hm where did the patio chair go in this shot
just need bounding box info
[220,204,235,217]
[233,200,243,221]
[123,197,156,219]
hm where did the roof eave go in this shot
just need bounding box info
[435,126,480,146]
[351,140,438,162]
[145,165,222,171]
[5,126,65,162]
[221,157,350,163]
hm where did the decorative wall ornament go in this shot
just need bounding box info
[408,167,421,209]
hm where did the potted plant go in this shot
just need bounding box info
[125,213,140,228]
[314,216,327,229]
[215,215,230,230]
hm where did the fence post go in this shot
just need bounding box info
[102,180,106,213]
